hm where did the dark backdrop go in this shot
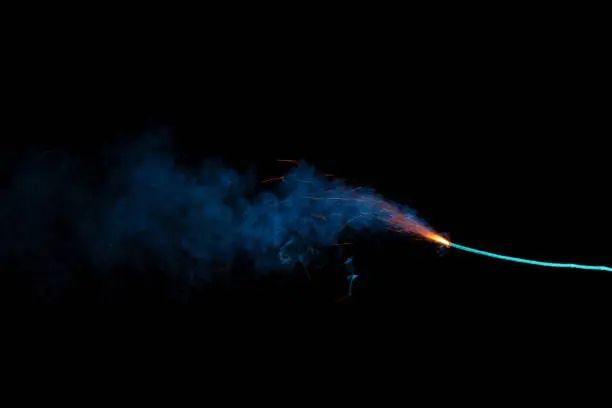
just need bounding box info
[2,16,610,342]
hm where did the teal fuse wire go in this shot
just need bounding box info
[451,243,612,272]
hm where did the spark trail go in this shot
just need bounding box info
[264,160,612,278]
[287,169,611,273]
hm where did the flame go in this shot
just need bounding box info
[425,233,451,248]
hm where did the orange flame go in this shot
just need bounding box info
[425,233,451,248]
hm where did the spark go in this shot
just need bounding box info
[425,234,451,248]
[261,176,285,184]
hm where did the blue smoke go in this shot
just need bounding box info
[0,133,414,291]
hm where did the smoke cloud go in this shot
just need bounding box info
[1,132,430,299]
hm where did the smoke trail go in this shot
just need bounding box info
[1,133,436,297]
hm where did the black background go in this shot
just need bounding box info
[2,9,610,355]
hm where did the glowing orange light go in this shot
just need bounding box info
[426,234,451,247]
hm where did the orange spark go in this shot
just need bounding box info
[344,214,365,227]
[335,293,352,303]
[425,233,451,247]
[261,176,285,183]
